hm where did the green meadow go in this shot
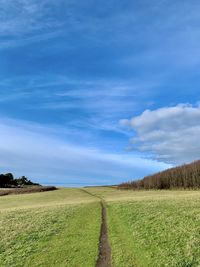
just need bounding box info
[0,187,200,266]
[107,192,200,267]
[0,189,101,267]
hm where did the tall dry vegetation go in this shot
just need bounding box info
[119,160,200,189]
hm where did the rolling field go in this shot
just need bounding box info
[1,187,200,266]
[0,189,101,267]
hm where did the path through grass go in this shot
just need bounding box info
[1,187,200,267]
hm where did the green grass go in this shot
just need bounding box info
[0,188,96,210]
[106,191,200,267]
[0,188,101,267]
[86,186,200,202]
[1,187,200,267]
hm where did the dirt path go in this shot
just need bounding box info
[96,201,112,267]
[80,189,112,267]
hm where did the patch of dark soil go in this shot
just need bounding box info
[0,186,57,196]
[96,201,112,267]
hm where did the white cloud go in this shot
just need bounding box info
[121,104,200,164]
[0,117,167,185]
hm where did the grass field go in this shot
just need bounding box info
[106,192,200,267]
[1,187,200,266]
[0,189,101,267]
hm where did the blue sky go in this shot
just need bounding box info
[1,0,200,186]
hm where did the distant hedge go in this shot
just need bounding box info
[119,160,200,190]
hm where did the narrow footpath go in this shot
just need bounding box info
[80,189,112,267]
[95,201,112,267]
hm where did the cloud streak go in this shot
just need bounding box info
[0,117,168,185]
[0,0,65,49]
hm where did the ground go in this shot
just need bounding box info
[0,187,200,266]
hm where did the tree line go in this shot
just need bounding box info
[0,173,39,188]
[119,160,200,190]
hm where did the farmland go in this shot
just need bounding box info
[0,187,200,266]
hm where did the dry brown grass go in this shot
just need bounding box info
[0,186,57,196]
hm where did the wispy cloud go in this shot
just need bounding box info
[0,0,64,49]
[0,117,168,185]
[0,30,63,50]
[0,0,62,35]
[0,74,154,125]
